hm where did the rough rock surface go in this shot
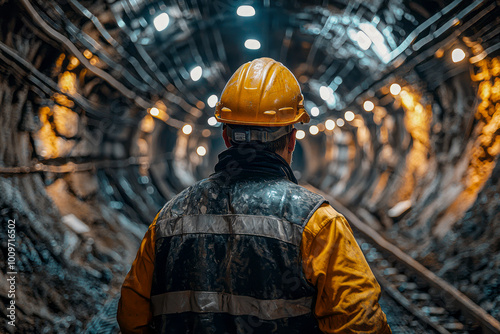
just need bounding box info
[433,159,500,320]
[0,173,143,333]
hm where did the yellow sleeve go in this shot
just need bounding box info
[301,203,392,334]
[117,215,158,334]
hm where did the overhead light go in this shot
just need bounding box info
[390,83,402,95]
[207,117,217,126]
[451,48,466,63]
[237,5,255,17]
[190,66,203,81]
[245,39,261,50]
[196,146,207,157]
[182,124,193,135]
[311,107,320,117]
[319,86,333,101]
[356,31,372,50]
[325,119,335,130]
[296,130,306,140]
[363,100,375,112]
[149,107,159,116]
[69,56,79,68]
[359,22,390,63]
[153,13,170,32]
[309,125,319,135]
[207,95,218,108]
[344,111,355,121]
[336,119,345,127]
[347,28,358,42]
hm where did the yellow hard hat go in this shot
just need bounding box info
[215,57,310,127]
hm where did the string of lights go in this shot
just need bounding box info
[14,0,497,162]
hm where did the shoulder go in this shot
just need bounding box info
[303,203,351,239]
[158,177,218,219]
[301,203,355,258]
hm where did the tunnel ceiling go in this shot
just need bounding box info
[0,0,497,204]
[1,0,495,197]
[6,0,498,131]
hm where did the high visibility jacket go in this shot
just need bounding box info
[118,174,391,334]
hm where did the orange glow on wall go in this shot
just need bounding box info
[58,71,77,95]
[467,56,500,193]
[140,115,155,133]
[436,56,500,237]
[36,106,58,159]
[395,88,432,201]
[35,67,79,159]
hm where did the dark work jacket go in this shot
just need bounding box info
[150,170,326,333]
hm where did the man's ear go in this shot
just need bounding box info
[288,128,297,153]
[222,127,232,148]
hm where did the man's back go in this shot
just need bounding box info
[150,172,325,333]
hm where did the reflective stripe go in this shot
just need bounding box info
[151,290,313,320]
[156,214,303,246]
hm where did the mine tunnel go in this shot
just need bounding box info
[1,0,499,333]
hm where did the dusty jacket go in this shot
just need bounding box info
[149,174,325,333]
[118,148,391,334]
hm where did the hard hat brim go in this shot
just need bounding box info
[215,109,310,127]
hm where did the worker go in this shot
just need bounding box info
[117,57,392,334]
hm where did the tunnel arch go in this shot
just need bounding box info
[1,0,499,332]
